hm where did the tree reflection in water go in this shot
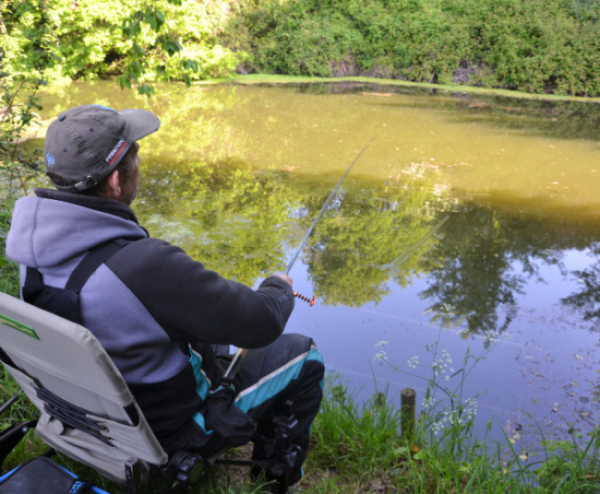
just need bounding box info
[561,245,600,332]
[136,156,600,341]
[418,208,524,338]
[302,180,437,307]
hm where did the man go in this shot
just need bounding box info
[6,104,324,489]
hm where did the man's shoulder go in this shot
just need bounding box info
[108,237,201,275]
[102,237,213,307]
[114,237,184,261]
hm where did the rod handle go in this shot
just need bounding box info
[293,291,315,306]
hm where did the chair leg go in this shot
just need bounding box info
[125,457,144,494]
[0,420,37,470]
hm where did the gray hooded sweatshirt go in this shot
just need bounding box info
[6,188,294,440]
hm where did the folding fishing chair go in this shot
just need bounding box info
[0,292,204,493]
[0,292,300,494]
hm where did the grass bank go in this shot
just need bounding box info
[1,374,599,493]
[303,381,600,493]
[203,74,600,104]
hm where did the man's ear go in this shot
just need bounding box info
[104,170,121,201]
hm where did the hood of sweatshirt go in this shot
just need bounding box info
[6,188,148,268]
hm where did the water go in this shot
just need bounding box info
[37,80,600,444]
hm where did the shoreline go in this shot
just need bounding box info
[196,74,600,104]
[46,75,600,104]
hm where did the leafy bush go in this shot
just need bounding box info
[224,0,600,96]
[1,0,248,84]
[4,0,600,95]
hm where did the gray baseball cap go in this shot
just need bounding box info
[44,104,161,192]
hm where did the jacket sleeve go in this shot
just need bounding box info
[106,238,294,348]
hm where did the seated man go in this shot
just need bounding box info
[6,104,324,489]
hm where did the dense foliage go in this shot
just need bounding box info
[2,0,600,96]
[225,0,600,96]
[0,0,245,89]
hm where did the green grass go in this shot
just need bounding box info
[301,378,600,493]
[0,199,20,299]
[1,371,600,493]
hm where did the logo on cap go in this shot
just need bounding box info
[106,139,127,165]
[46,153,55,166]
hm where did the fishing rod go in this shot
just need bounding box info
[287,135,377,305]
[221,136,377,385]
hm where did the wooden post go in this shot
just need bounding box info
[401,388,416,440]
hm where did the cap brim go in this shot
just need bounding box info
[119,109,161,142]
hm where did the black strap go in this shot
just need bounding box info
[24,239,131,294]
[65,239,130,294]
[24,266,42,287]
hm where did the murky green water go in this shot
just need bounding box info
[36,80,600,445]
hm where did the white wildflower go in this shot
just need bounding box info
[431,421,445,435]
[441,349,452,364]
[483,330,498,345]
[464,398,478,421]
[422,397,435,410]
[407,356,419,369]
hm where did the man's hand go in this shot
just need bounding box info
[274,272,293,288]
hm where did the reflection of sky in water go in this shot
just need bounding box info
[285,247,600,445]
[38,81,600,447]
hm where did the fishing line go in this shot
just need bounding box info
[380,215,449,274]
[286,135,377,276]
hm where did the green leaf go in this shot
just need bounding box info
[146,15,157,31]
[137,84,155,97]
[132,43,145,57]
[158,36,183,56]
[393,446,409,456]
[182,59,199,73]
[117,75,131,90]
[144,9,165,32]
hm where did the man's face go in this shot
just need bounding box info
[120,153,140,206]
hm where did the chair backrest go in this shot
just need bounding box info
[0,292,168,484]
